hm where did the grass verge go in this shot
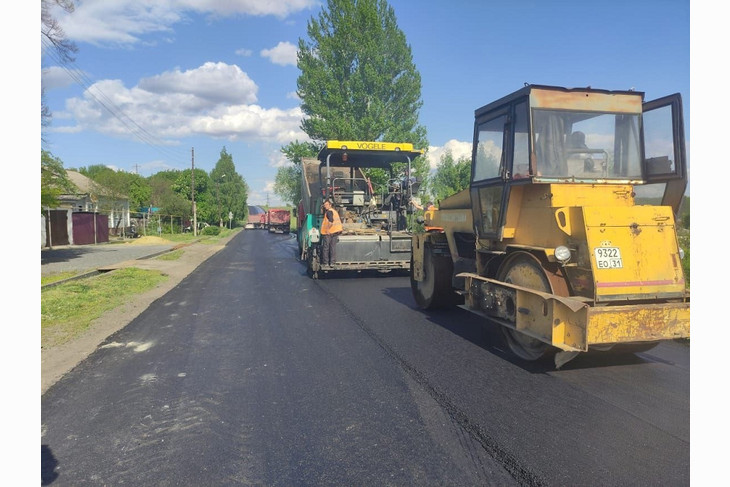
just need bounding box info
[41,271,80,287]
[155,249,184,261]
[41,267,168,349]
[154,227,240,244]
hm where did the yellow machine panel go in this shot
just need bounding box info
[583,206,686,300]
[325,140,420,153]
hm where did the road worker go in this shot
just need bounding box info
[320,198,343,267]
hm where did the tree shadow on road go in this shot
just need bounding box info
[41,444,59,485]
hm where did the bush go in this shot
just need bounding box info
[202,225,221,236]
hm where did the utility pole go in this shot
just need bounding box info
[46,207,53,249]
[192,147,197,236]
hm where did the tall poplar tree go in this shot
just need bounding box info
[276,0,428,204]
[297,0,427,148]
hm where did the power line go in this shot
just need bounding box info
[41,37,189,164]
[41,43,185,161]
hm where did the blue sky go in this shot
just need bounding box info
[41,0,690,207]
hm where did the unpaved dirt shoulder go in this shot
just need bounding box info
[41,240,229,395]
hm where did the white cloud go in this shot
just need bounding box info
[235,48,253,57]
[56,62,307,144]
[263,181,277,193]
[139,62,258,104]
[52,0,318,45]
[261,41,298,67]
[267,150,292,168]
[181,0,318,18]
[138,159,178,176]
[52,1,182,45]
[191,105,307,143]
[52,125,85,134]
[427,139,472,170]
[42,66,82,90]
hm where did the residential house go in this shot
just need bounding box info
[42,170,131,247]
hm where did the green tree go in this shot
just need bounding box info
[89,168,131,231]
[173,169,215,224]
[274,141,320,205]
[298,0,427,146]
[274,166,303,207]
[126,174,152,212]
[75,165,147,231]
[148,170,178,211]
[41,150,74,209]
[77,164,114,181]
[282,140,321,166]
[210,147,248,226]
[148,171,189,219]
[429,151,471,202]
[284,0,429,195]
[77,164,148,208]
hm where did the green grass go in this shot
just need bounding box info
[160,227,240,244]
[41,228,241,350]
[155,233,199,243]
[199,227,240,244]
[41,267,167,349]
[155,249,183,261]
[41,271,79,286]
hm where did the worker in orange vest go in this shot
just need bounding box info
[320,198,343,267]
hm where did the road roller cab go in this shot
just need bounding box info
[410,85,689,367]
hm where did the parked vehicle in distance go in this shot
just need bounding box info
[246,205,267,229]
[267,208,292,234]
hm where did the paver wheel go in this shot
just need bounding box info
[411,245,455,309]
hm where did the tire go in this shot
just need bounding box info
[497,252,553,361]
[411,245,455,309]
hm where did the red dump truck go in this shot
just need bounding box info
[267,208,291,234]
[246,206,267,229]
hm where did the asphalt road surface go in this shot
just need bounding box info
[41,229,690,486]
[41,242,175,276]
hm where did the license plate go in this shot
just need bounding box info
[594,247,623,269]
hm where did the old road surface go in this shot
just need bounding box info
[41,229,690,486]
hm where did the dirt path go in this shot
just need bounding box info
[41,237,233,394]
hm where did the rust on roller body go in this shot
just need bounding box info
[530,88,642,113]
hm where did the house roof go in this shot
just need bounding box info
[65,170,128,199]
[66,170,94,194]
